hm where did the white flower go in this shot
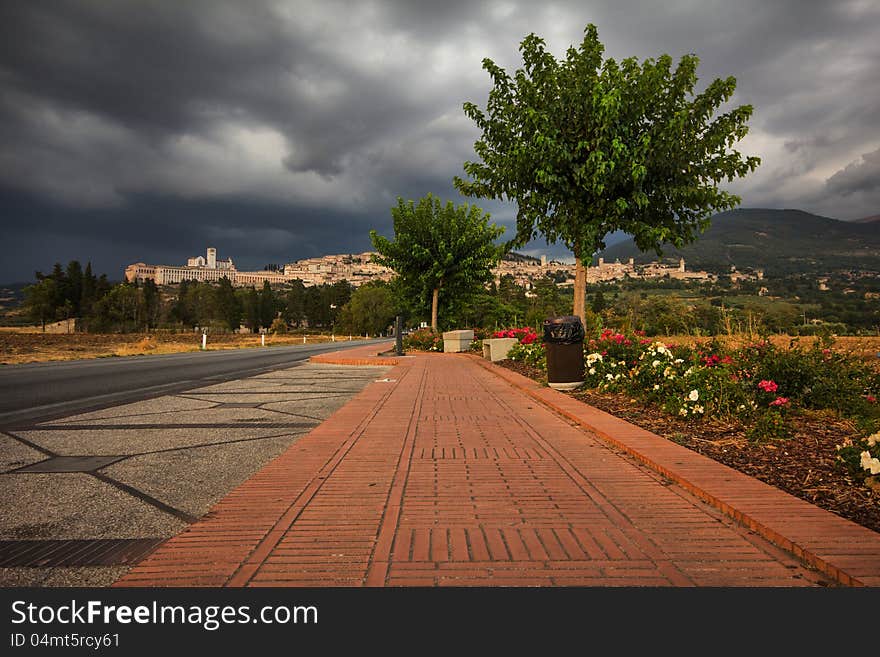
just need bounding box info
[688,389,699,401]
[678,407,688,416]
[693,405,704,414]
[674,358,684,364]
[868,433,879,447]
[652,360,661,368]
[606,374,614,380]
[588,367,596,375]
[653,384,660,390]
[861,451,880,475]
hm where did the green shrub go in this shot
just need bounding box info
[746,409,794,442]
[403,328,443,352]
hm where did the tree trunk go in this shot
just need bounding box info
[573,256,587,327]
[431,287,439,332]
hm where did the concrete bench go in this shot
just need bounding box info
[442,329,474,353]
[482,337,519,362]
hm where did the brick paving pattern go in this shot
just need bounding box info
[116,348,879,587]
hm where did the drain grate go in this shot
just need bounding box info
[417,447,545,460]
[13,456,124,473]
[0,538,165,567]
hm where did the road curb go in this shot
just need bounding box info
[309,341,406,366]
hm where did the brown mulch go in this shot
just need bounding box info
[498,359,880,536]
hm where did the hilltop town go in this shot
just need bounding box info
[126,247,739,290]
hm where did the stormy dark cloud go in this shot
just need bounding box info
[1,0,878,281]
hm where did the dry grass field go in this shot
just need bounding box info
[656,333,880,369]
[2,326,878,367]
[0,328,369,365]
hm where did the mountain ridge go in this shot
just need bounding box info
[597,208,880,274]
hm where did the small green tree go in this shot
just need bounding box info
[215,277,241,331]
[370,194,505,331]
[239,286,260,333]
[91,284,140,332]
[455,24,760,325]
[141,278,160,331]
[258,280,276,330]
[23,278,58,331]
[283,279,306,327]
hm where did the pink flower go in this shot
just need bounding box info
[769,397,789,407]
[758,380,778,393]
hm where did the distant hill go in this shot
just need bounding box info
[855,214,880,224]
[597,208,880,275]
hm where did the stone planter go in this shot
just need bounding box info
[442,329,474,353]
[482,337,519,362]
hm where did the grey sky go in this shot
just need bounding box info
[1,0,878,281]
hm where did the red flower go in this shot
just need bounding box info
[758,380,778,393]
[769,396,789,407]
[867,395,877,404]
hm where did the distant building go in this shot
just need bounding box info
[125,248,288,287]
[126,246,720,290]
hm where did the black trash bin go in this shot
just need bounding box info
[542,316,585,390]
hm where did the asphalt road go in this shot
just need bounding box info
[0,339,389,427]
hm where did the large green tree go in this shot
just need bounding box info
[455,24,760,324]
[370,194,505,331]
[337,282,396,337]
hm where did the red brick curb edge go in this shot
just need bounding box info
[310,341,404,366]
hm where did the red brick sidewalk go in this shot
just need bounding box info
[115,347,880,587]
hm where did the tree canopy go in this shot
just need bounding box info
[337,282,396,337]
[454,24,760,322]
[369,194,505,331]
